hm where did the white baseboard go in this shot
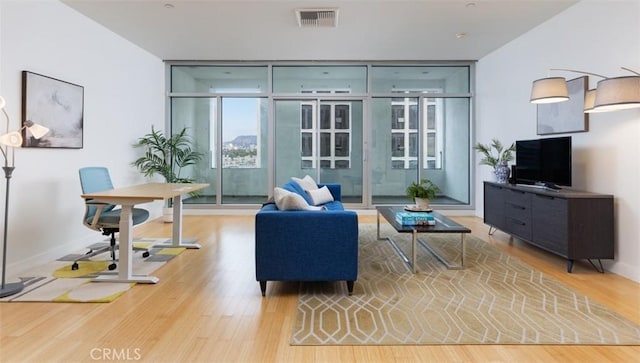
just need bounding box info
[607,261,640,284]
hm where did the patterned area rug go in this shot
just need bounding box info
[0,238,187,303]
[291,224,640,345]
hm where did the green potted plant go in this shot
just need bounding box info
[132,126,204,222]
[406,178,440,210]
[473,139,515,183]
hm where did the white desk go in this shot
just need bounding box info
[81,182,209,284]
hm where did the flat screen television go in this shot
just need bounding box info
[515,136,572,189]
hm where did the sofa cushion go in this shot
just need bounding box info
[307,185,335,206]
[273,187,325,211]
[322,200,344,211]
[292,175,318,191]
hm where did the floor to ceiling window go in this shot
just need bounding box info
[170,66,269,204]
[370,66,471,205]
[168,62,472,209]
[220,97,268,204]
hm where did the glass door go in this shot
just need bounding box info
[274,99,364,205]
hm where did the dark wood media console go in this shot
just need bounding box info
[483,181,614,272]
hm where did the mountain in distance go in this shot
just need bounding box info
[224,135,257,148]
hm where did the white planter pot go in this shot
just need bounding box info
[414,197,430,210]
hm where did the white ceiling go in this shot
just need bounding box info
[61,0,578,61]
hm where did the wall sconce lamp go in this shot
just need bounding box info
[0,96,50,298]
[530,67,640,113]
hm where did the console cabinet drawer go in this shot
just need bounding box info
[505,189,530,205]
[504,190,531,240]
[505,215,532,241]
[505,199,531,222]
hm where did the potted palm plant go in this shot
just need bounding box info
[132,126,204,222]
[406,178,440,210]
[473,139,515,183]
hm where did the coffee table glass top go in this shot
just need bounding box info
[376,206,471,234]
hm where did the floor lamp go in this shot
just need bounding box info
[0,96,49,298]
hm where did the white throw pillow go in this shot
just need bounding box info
[273,187,324,211]
[306,186,334,206]
[292,175,318,191]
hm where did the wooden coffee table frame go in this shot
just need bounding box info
[376,206,471,273]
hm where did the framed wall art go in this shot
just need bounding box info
[536,75,589,135]
[21,71,84,148]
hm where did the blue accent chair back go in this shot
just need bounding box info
[79,166,117,221]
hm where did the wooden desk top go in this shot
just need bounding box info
[81,182,209,203]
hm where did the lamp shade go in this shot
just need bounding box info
[530,77,569,104]
[0,96,5,110]
[0,131,23,147]
[583,89,608,113]
[26,123,50,139]
[593,76,640,112]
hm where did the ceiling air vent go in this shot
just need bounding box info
[295,8,339,28]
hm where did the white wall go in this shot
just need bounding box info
[476,0,640,282]
[0,0,164,276]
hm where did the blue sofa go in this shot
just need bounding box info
[255,181,358,296]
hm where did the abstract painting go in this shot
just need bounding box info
[536,76,589,135]
[21,71,84,148]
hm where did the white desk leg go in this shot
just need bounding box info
[93,204,159,284]
[157,195,201,249]
[173,195,182,245]
[119,205,133,281]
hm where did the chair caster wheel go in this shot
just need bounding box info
[142,251,150,258]
[71,262,79,270]
[108,263,117,271]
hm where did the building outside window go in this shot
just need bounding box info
[301,102,352,169]
[391,90,442,170]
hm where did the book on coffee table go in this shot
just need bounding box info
[395,211,435,226]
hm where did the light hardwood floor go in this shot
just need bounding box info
[1,214,638,362]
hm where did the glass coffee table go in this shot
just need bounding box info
[376,206,471,273]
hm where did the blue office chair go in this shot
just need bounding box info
[76,167,150,271]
